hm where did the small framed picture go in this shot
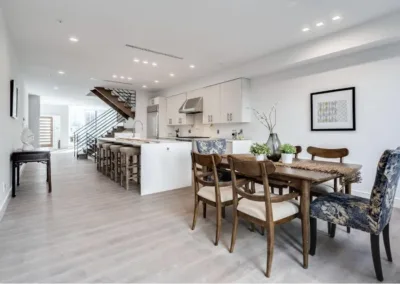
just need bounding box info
[310,87,356,131]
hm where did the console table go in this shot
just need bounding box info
[10,150,52,197]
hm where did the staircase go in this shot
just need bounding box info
[74,87,136,159]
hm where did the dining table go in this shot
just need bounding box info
[219,154,362,269]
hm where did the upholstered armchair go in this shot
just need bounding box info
[309,148,400,281]
[196,139,227,155]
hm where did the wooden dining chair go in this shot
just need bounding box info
[191,152,238,246]
[228,155,304,278]
[310,148,400,282]
[307,146,350,235]
[270,146,302,195]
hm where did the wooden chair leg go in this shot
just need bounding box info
[250,222,255,232]
[203,202,207,218]
[260,226,265,236]
[125,155,129,190]
[383,224,392,262]
[222,206,226,219]
[329,223,336,238]
[215,204,222,246]
[310,217,317,256]
[279,187,283,195]
[370,233,384,282]
[265,223,275,278]
[230,209,238,253]
[191,197,199,230]
[271,187,275,194]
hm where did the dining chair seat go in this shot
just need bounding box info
[311,181,335,195]
[238,193,299,222]
[197,185,233,203]
[310,192,371,233]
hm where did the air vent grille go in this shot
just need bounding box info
[126,44,183,60]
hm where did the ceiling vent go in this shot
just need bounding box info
[126,44,183,60]
[102,79,133,85]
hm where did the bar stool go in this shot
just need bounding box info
[110,145,122,182]
[120,147,141,190]
[96,141,104,172]
[101,143,112,176]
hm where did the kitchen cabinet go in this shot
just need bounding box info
[202,84,221,124]
[225,140,252,154]
[220,78,251,123]
[148,97,160,106]
[166,93,194,126]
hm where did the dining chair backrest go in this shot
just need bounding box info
[369,148,400,234]
[196,139,227,154]
[228,155,276,221]
[191,152,221,186]
[307,146,349,163]
[294,146,302,159]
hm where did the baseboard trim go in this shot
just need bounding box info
[0,186,11,222]
[353,189,400,209]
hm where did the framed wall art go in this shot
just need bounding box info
[10,79,19,119]
[310,87,356,131]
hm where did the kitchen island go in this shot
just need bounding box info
[98,138,192,195]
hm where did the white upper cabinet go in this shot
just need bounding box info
[220,78,251,123]
[166,93,194,126]
[148,97,160,106]
[202,84,221,124]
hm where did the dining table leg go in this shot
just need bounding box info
[300,179,311,269]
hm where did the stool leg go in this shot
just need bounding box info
[125,154,130,190]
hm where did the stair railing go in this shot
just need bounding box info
[74,109,125,157]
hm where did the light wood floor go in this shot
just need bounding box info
[0,151,399,282]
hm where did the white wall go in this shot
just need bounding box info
[124,90,150,138]
[28,94,40,148]
[40,104,70,148]
[0,8,28,218]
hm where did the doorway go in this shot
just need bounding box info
[39,116,53,148]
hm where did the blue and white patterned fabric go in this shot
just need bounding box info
[310,148,400,234]
[196,139,227,155]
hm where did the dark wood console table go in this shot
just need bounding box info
[10,150,52,197]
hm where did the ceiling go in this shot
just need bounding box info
[2,0,400,104]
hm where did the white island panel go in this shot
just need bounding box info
[140,142,192,195]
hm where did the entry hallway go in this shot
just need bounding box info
[0,151,399,282]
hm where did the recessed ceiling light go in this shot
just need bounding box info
[302,27,310,32]
[112,75,117,78]
[54,86,59,90]
[69,37,79,42]
[58,70,65,75]
[90,77,97,80]
[142,85,147,88]
[316,22,324,27]
[332,16,341,21]
[189,65,195,69]
[170,73,175,77]
[120,76,125,79]
[143,60,148,64]
[127,77,132,80]
[152,62,157,66]
[154,80,159,83]
[133,58,140,63]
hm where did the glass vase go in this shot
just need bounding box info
[266,133,281,162]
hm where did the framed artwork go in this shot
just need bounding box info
[10,80,19,119]
[310,87,356,131]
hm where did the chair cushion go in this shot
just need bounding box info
[311,181,335,195]
[237,194,299,222]
[197,186,233,203]
[310,192,371,233]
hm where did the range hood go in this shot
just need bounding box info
[178,97,203,114]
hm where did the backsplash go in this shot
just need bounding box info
[166,113,248,139]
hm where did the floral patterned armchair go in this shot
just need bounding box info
[309,148,400,281]
[196,139,227,155]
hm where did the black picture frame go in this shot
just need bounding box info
[310,87,356,131]
[10,80,18,119]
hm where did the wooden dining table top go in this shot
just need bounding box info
[220,154,362,183]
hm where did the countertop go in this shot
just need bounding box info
[98,137,186,146]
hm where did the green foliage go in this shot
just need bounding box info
[279,143,296,154]
[250,143,271,155]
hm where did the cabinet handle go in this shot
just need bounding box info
[211,115,213,123]
[208,115,210,122]
[230,113,232,121]
[151,99,154,105]
[227,113,229,121]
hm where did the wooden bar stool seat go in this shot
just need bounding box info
[120,147,141,190]
[110,145,123,182]
[101,143,112,176]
